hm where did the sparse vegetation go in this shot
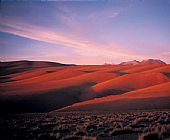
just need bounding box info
[0,111,170,140]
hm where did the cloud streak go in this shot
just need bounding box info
[0,17,148,62]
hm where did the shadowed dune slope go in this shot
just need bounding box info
[58,97,170,112]
[0,60,69,69]
[0,60,69,76]
[59,82,170,111]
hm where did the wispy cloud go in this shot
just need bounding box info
[0,16,149,64]
[55,3,126,34]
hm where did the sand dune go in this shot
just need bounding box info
[122,64,164,73]
[60,82,170,111]
[9,67,65,81]
[0,69,120,95]
[142,64,170,73]
[5,68,84,85]
[92,72,170,96]
[0,61,169,113]
[1,64,135,94]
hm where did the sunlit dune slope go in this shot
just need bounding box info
[7,68,85,84]
[6,65,123,84]
[76,65,133,72]
[92,72,170,96]
[122,64,164,73]
[142,64,170,73]
[8,67,66,81]
[1,64,156,85]
[0,70,121,95]
[0,65,128,84]
[3,65,95,82]
[59,82,170,111]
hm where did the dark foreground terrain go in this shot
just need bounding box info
[0,111,170,140]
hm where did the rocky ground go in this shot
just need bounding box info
[0,111,170,140]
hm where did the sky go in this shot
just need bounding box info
[0,0,170,64]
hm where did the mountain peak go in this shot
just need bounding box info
[120,60,140,65]
[120,59,166,65]
[141,59,166,65]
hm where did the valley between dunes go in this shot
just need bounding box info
[0,60,170,113]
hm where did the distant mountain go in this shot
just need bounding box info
[0,60,71,67]
[120,60,140,65]
[141,59,166,65]
[120,59,166,65]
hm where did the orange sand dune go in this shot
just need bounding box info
[7,65,86,81]
[60,82,170,111]
[9,66,66,81]
[1,66,115,86]
[92,72,170,95]
[1,65,169,96]
[142,64,170,73]
[4,64,155,84]
[0,69,120,95]
[6,68,85,85]
[5,65,118,83]
[76,65,133,71]
[1,61,170,113]
[102,65,136,72]
[1,65,133,89]
[122,64,164,73]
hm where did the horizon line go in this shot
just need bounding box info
[0,58,169,65]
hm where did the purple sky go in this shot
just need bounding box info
[0,0,170,64]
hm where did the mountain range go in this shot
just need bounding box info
[120,59,166,65]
